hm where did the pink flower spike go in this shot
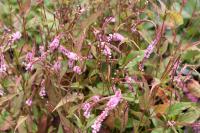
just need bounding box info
[105,16,116,23]
[73,66,82,75]
[25,63,34,71]
[39,87,46,98]
[82,102,91,118]
[12,31,21,40]
[106,90,122,110]
[91,89,122,133]
[100,42,112,58]
[58,46,80,61]
[53,60,61,72]
[66,52,80,61]
[68,59,74,68]
[186,93,198,102]
[25,98,32,106]
[125,76,133,84]
[111,33,125,42]
[25,52,34,62]
[24,48,37,71]
[39,46,48,61]
[92,96,100,102]
[92,110,109,133]
[9,31,21,45]
[39,79,46,98]
[49,36,60,52]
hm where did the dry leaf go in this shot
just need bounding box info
[187,79,200,98]
[154,103,170,115]
[0,116,15,131]
[20,0,31,16]
[14,116,28,132]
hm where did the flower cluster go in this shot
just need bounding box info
[39,46,48,61]
[39,79,46,98]
[99,42,112,58]
[25,98,32,106]
[82,95,100,119]
[110,33,125,42]
[24,48,36,71]
[58,46,80,61]
[8,31,21,46]
[53,60,62,73]
[73,66,82,75]
[125,76,134,84]
[49,35,61,52]
[82,102,91,118]
[139,30,162,71]
[91,90,122,133]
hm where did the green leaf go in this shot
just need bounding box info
[57,123,64,133]
[70,82,84,89]
[166,102,194,117]
[85,114,96,129]
[122,93,135,102]
[124,50,145,70]
[73,114,83,128]
[52,93,83,112]
[167,11,184,26]
[177,110,200,123]
[151,128,164,133]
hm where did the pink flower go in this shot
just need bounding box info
[87,53,93,59]
[11,31,21,41]
[144,39,157,59]
[92,110,109,133]
[73,66,82,74]
[25,98,32,106]
[25,63,34,71]
[139,29,162,71]
[111,33,125,42]
[100,42,112,58]
[66,52,80,60]
[182,0,187,4]
[49,36,60,52]
[39,87,46,98]
[25,52,34,62]
[8,31,21,46]
[125,76,133,84]
[106,90,122,109]
[24,50,35,71]
[0,53,7,74]
[68,59,74,68]
[39,79,46,98]
[82,102,91,118]
[0,89,4,96]
[59,46,80,61]
[53,60,61,72]
[82,96,100,119]
[102,46,111,58]
[39,46,48,61]
[186,93,198,102]
[105,16,116,23]
[92,96,100,102]
[91,90,122,133]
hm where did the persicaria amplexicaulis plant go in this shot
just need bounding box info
[0,0,200,133]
